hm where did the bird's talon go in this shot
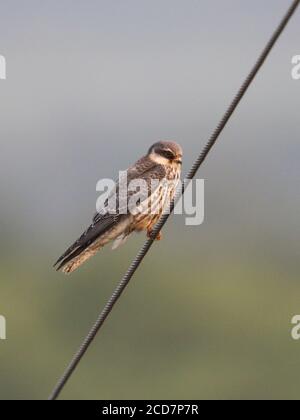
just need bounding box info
[147,229,162,241]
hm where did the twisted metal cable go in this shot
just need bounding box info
[49,0,300,400]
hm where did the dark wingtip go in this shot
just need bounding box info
[54,256,69,272]
[55,261,65,272]
[53,255,65,269]
[54,253,71,271]
[53,241,80,271]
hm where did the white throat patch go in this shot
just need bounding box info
[149,152,169,165]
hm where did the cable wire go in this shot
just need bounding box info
[48,0,300,400]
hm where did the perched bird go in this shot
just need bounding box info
[54,141,183,274]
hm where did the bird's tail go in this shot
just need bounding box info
[60,246,100,274]
[54,237,102,274]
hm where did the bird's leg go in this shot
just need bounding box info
[156,231,162,241]
[147,228,162,241]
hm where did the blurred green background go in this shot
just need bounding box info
[0,0,299,399]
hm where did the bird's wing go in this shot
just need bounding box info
[93,157,166,223]
[54,159,166,270]
[53,212,121,270]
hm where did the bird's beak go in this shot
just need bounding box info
[175,156,182,165]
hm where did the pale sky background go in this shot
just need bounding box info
[0,0,300,400]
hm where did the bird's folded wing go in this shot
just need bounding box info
[54,161,166,270]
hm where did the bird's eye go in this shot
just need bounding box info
[160,150,175,160]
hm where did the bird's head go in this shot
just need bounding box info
[148,141,183,166]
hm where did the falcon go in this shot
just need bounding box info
[54,141,183,274]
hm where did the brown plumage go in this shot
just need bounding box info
[54,141,182,274]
